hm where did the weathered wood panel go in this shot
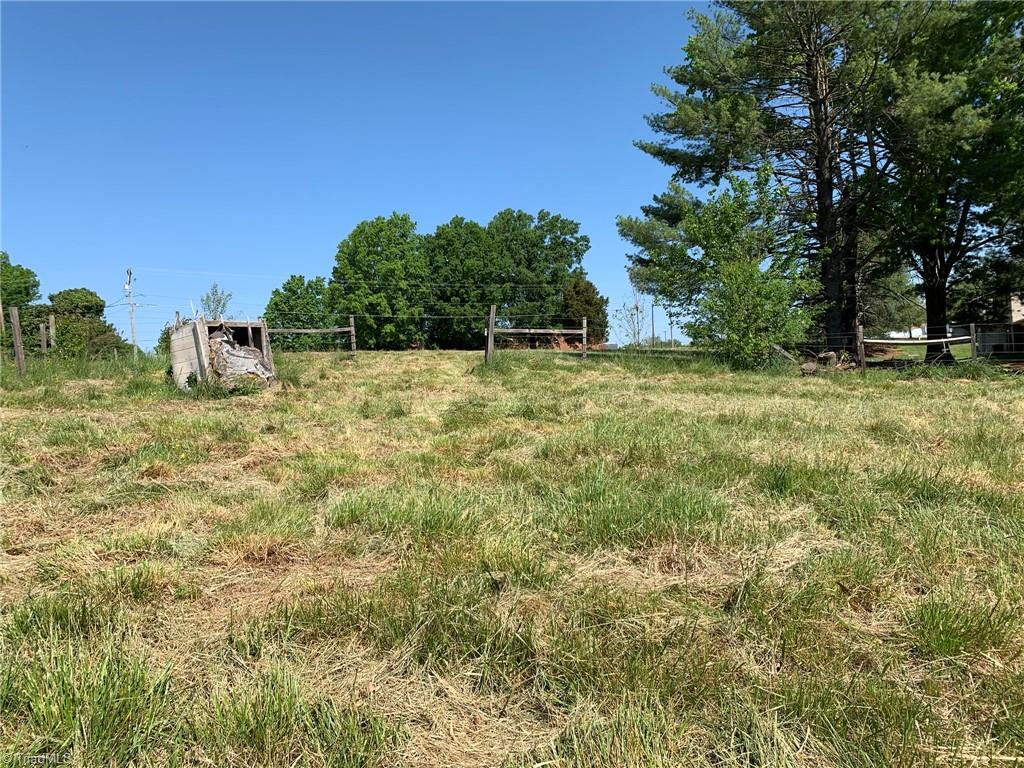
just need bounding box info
[169,320,209,389]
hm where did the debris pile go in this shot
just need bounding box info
[208,330,275,387]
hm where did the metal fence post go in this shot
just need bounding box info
[856,325,866,375]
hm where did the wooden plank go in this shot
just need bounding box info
[170,337,198,352]
[268,327,349,334]
[581,317,587,360]
[9,307,26,375]
[970,323,977,359]
[192,320,209,381]
[260,319,275,374]
[48,314,56,348]
[348,315,356,358]
[494,328,585,336]
[771,344,797,363]
[39,323,48,353]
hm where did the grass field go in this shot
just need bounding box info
[1,350,1022,767]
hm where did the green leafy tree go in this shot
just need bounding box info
[263,275,333,351]
[49,287,106,316]
[560,271,609,343]
[620,166,812,368]
[0,252,41,309]
[327,213,427,350]
[421,217,497,349]
[486,209,590,325]
[200,283,232,320]
[43,288,130,358]
[155,324,172,356]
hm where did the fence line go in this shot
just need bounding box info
[267,315,357,358]
[484,304,587,363]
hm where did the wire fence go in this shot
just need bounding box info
[4,279,1021,380]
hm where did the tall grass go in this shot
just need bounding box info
[2,350,1022,766]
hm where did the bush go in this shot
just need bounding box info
[620,165,813,369]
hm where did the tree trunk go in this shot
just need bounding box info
[805,25,854,351]
[922,263,951,363]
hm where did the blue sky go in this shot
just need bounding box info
[2,1,699,348]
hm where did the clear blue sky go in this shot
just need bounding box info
[2,1,699,348]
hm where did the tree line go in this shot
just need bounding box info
[264,210,609,351]
[619,0,1023,365]
[1,252,131,358]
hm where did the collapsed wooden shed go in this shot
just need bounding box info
[169,318,275,389]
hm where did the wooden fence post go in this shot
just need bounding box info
[48,314,56,349]
[485,305,496,364]
[348,316,357,358]
[39,323,48,354]
[856,325,866,375]
[259,319,275,375]
[10,307,26,375]
[969,323,977,359]
[581,317,587,360]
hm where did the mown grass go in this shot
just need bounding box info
[1,349,1022,766]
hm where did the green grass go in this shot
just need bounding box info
[198,667,399,766]
[1,350,1022,765]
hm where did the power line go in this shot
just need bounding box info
[133,265,585,291]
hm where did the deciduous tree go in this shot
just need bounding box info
[620,166,812,367]
[0,251,41,309]
[200,283,232,320]
[486,209,590,325]
[421,217,497,349]
[327,213,427,350]
[264,275,332,350]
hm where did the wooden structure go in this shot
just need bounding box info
[484,305,587,363]
[169,318,275,389]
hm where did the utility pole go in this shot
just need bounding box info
[124,268,138,361]
[633,301,641,347]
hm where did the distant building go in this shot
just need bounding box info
[886,325,926,339]
[975,294,1024,360]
